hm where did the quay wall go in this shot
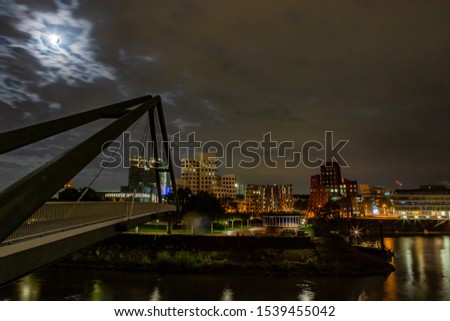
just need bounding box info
[319,218,450,237]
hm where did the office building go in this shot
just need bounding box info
[308,162,359,217]
[244,184,294,215]
[392,183,450,218]
[180,152,237,199]
[122,156,168,202]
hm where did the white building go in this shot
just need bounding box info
[392,184,450,218]
[180,153,236,199]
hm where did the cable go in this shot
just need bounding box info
[76,113,148,202]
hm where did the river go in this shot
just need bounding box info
[1,236,449,300]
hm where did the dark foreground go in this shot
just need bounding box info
[62,233,395,276]
[3,236,450,300]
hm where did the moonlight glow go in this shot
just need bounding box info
[48,34,61,46]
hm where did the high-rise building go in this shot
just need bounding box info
[308,162,359,217]
[180,153,236,199]
[309,174,328,213]
[320,162,342,198]
[210,173,237,199]
[124,156,168,202]
[244,184,294,215]
[245,184,264,214]
[263,184,294,213]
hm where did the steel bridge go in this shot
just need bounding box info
[0,95,178,285]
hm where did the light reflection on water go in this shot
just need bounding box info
[440,237,450,299]
[91,280,104,301]
[150,287,162,301]
[383,236,450,300]
[296,282,315,301]
[1,236,449,300]
[17,275,41,301]
[221,286,233,301]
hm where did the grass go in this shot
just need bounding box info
[67,244,324,275]
[64,235,394,276]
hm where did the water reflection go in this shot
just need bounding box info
[296,282,315,301]
[382,238,398,300]
[357,290,369,301]
[221,286,233,301]
[439,237,450,299]
[383,236,450,300]
[90,280,104,301]
[18,275,41,300]
[1,236,450,300]
[150,287,162,301]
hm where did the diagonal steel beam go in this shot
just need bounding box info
[156,100,180,215]
[148,109,162,203]
[0,96,160,242]
[0,95,152,154]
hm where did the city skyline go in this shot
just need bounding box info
[1,0,449,194]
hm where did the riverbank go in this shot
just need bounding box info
[316,217,450,237]
[61,233,395,276]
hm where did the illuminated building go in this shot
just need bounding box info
[245,184,264,214]
[180,153,237,199]
[123,156,168,202]
[210,174,237,199]
[244,184,294,215]
[392,183,450,218]
[308,174,328,215]
[262,214,304,234]
[263,184,294,213]
[359,184,393,215]
[320,161,342,198]
[308,162,359,217]
[64,179,74,189]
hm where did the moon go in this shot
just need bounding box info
[48,34,61,46]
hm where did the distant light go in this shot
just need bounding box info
[48,34,61,46]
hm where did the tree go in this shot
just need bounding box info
[183,191,225,233]
[220,197,238,213]
[319,200,340,219]
[57,187,101,201]
[294,198,308,212]
[185,191,224,216]
[310,200,341,236]
[79,187,102,201]
[166,187,193,214]
[361,197,374,216]
[58,188,80,201]
[376,196,393,215]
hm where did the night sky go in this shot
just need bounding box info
[1,0,449,194]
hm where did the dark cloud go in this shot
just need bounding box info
[0,0,115,112]
[1,0,449,193]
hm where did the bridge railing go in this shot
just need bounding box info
[1,202,173,245]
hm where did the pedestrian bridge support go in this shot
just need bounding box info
[0,202,175,285]
[0,95,179,285]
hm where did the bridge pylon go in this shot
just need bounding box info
[0,95,179,243]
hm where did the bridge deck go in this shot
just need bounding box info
[0,202,175,285]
